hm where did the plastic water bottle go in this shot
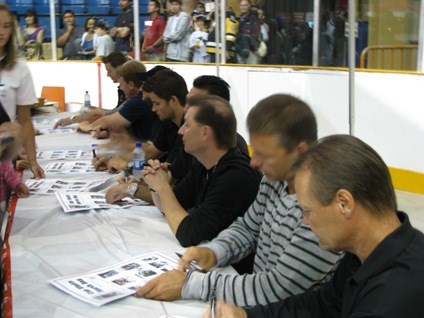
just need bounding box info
[84,91,91,107]
[132,141,144,180]
[81,91,91,114]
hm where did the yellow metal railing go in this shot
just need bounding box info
[360,45,418,70]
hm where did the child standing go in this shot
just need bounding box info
[0,162,29,215]
[189,15,210,63]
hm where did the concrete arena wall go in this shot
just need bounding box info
[27,61,424,193]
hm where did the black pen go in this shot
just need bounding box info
[91,144,97,158]
[175,252,207,273]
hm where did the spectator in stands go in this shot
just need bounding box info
[190,9,201,32]
[23,9,44,50]
[203,134,424,318]
[94,19,115,60]
[0,4,44,179]
[163,0,191,62]
[195,2,206,15]
[332,9,346,67]
[54,52,128,129]
[236,0,261,64]
[257,8,269,43]
[80,16,98,60]
[134,94,341,306]
[110,0,134,53]
[24,39,43,61]
[139,94,262,247]
[292,22,313,66]
[141,0,165,61]
[205,9,238,63]
[189,15,209,63]
[57,10,84,60]
[261,19,284,65]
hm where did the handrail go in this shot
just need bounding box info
[360,45,418,70]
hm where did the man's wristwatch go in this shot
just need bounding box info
[70,115,77,123]
[127,183,138,197]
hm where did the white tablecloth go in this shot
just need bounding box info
[3,114,217,317]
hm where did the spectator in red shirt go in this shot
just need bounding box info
[142,0,165,61]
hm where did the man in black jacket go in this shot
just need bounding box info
[142,95,262,247]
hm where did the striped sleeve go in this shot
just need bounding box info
[182,178,343,306]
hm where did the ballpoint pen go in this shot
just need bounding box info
[91,144,97,158]
[210,287,216,318]
[175,252,207,273]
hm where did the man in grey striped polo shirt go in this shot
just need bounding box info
[135,94,343,306]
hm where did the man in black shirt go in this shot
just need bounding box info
[141,95,262,247]
[188,75,250,158]
[204,134,424,318]
[105,68,192,202]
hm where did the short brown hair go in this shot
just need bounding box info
[116,60,146,88]
[293,134,397,216]
[186,95,236,150]
[247,94,317,151]
[142,69,187,105]
[102,52,128,68]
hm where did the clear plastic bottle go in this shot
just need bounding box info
[81,91,91,114]
[132,141,145,180]
[84,91,91,107]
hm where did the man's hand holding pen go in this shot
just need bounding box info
[105,176,137,204]
[176,247,217,273]
[134,248,212,301]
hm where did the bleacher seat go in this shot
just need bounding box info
[38,16,61,39]
[14,0,33,5]
[86,0,110,4]
[110,5,122,14]
[34,0,58,4]
[86,5,110,14]
[62,4,86,13]
[62,0,85,4]
[102,15,115,29]
[9,4,33,14]
[75,16,87,27]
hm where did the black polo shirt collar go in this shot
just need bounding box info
[349,211,414,284]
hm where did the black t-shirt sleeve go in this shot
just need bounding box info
[174,167,260,247]
[118,98,150,122]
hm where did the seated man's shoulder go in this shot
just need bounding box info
[217,148,262,180]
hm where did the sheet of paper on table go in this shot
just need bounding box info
[49,252,178,307]
[44,161,99,174]
[55,192,149,213]
[26,179,107,195]
[36,150,93,161]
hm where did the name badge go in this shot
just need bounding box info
[145,21,153,27]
